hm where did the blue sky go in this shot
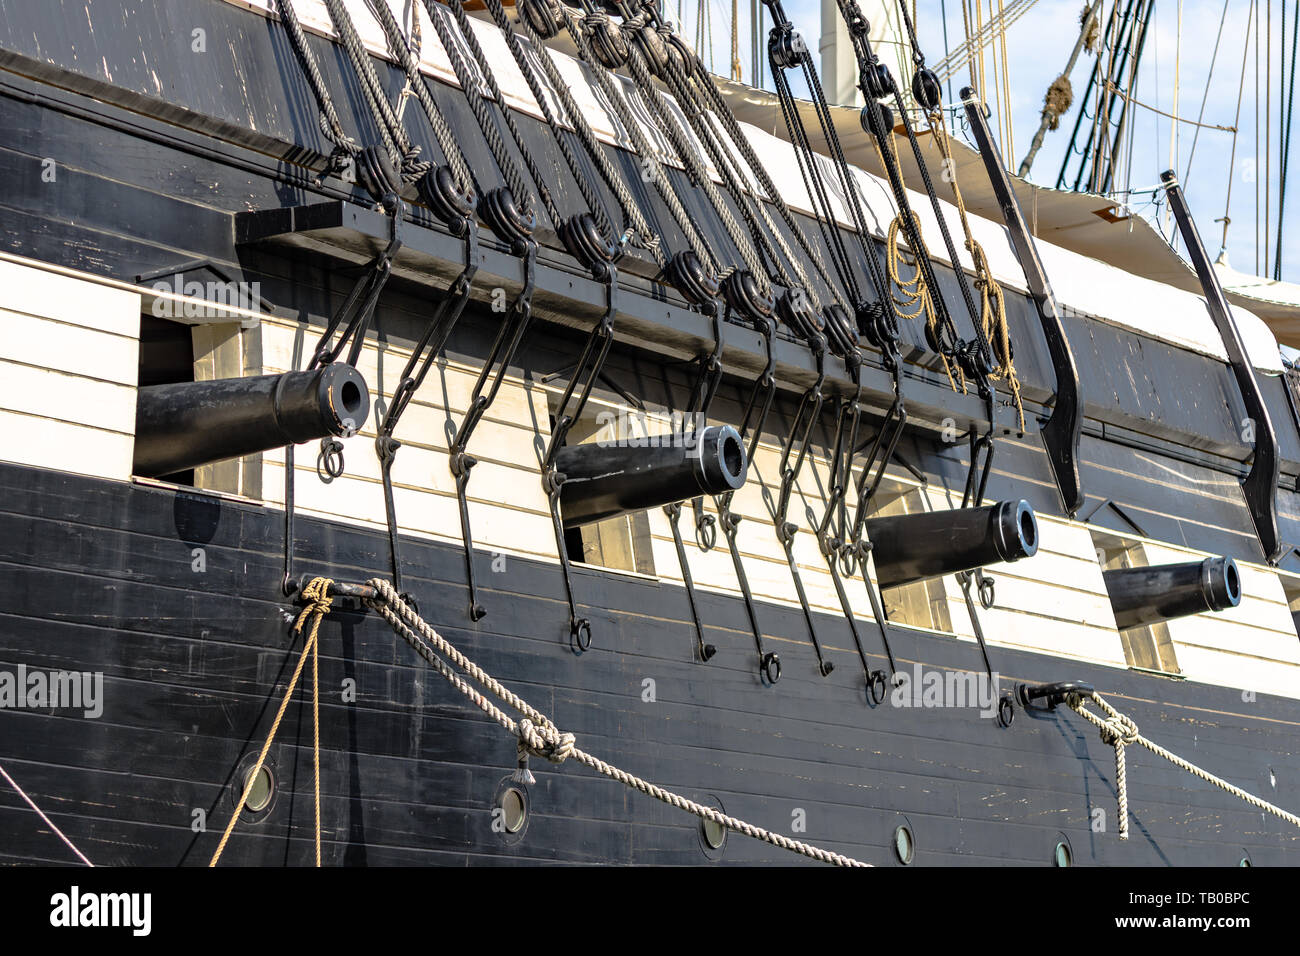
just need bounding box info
[669,0,1297,282]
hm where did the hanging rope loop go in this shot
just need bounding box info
[1068,691,1300,845]
[362,578,866,866]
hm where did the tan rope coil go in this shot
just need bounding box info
[928,112,1026,430]
[876,132,965,392]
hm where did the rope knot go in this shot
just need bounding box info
[1100,711,1139,747]
[517,718,575,764]
[294,577,335,636]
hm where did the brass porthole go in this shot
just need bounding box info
[701,816,726,851]
[492,777,530,844]
[893,824,915,865]
[500,787,527,834]
[697,795,727,860]
[242,765,274,814]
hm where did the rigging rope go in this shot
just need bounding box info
[560,5,718,273]
[363,578,868,866]
[0,759,94,866]
[928,116,1026,430]
[609,7,771,290]
[363,0,475,196]
[501,3,664,263]
[210,577,331,867]
[1068,691,1300,842]
[321,0,430,183]
[422,0,542,221]
[273,0,358,161]
[1217,0,1254,254]
[476,0,626,249]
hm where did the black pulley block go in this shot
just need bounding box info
[586,12,630,69]
[559,213,621,278]
[769,26,806,70]
[356,146,401,206]
[417,165,475,234]
[912,68,942,112]
[666,250,721,307]
[822,303,860,358]
[864,60,893,99]
[776,287,824,345]
[519,0,565,38]
[855,300,896,352]
[478,187,536,251]
[721,270,775,325]
[859,100,895,138]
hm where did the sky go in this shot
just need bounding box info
[666,0,1298,283]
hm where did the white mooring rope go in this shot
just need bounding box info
[1068,692,1300,841]
[0,759,94,866]
[363,578,869,867]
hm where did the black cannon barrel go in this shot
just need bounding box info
[868,499,1039,589]
[133,364,370,478]
[1104,556,1241,630]
[556,424,747,528]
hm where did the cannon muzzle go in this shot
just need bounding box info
[1104,556,1241,630]
[868,499,1039,589]
[556,424,747,528]
[133,364,370,478]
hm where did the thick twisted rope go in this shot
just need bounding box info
[321,0,429,182]
[363,0,475,196]
[363,578,868,867]
[210,577,331,867]
[421,0,539,220]
[1068,692,1300,843]
[618,36,769,291]
[559,10,717,274]
[273,0,358,155]
[474,0,627,255]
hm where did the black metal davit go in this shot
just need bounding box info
[1162,170,1282,564]
[961,86,1085,518]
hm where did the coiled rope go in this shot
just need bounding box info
[885,204,962,392]
[363,578,869,867]
[210,577,331,867]
[927,113,1026,430]
[1068,691,1300,842]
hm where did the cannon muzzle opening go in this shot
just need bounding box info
[556,424,747,528]
[868,499,1039,589]
[133,364,370,478]
[1104,556,1241,630]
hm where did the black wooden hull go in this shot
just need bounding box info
[0,459,1295,866]
[1,0,1298,868]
